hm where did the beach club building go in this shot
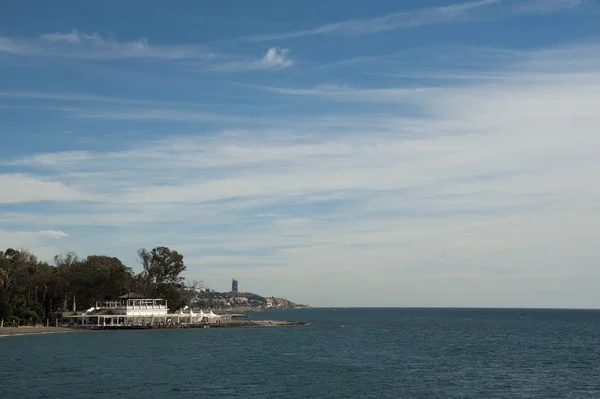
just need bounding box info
[64,293,226,327]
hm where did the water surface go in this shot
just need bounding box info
[1,308,599,398]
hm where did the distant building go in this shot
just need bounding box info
[232,278,239,292]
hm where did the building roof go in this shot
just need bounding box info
[117,293,147,299]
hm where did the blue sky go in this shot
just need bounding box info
[1,0,600,307]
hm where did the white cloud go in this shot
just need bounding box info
[184,255,280,268]
[15,151,93,167]
[0,230,69,260]
[35,230,69,239]
[3,42,600,307]
[0,174,90,204]
[41,30,83,44]
[510,0,584,14]
[0,90,170,105]
[205,47,293,72]
[0,29,212,60]
[244,0,585,41]
[0,30,292,72]
[259,48,293,68]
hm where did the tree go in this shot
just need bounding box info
[77,256,135,308]
[137,246,186,286]
[181,279,204,308]
[28,262,57,322]
[137,246,186,310]
[53,252,81,311]
[0,249,36,318]
[0,246,193,321]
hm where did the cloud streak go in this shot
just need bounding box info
[202,47,293,72]
[3,41,600,306]
[0,29,213,60]
[245,0,585,41]
[0,29,293,72]
[0,230,69,260]
[0,174,90,204]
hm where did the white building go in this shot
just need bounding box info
[65,293,228,327]
[93,293,168,317]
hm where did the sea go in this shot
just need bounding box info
[1,308,599,398]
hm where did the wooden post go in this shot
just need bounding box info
[55,318,58,327]
[46,319,49,327]
[1,318,3,328]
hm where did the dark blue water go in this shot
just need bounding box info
[1,308,600,398]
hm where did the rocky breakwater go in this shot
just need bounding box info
[174,320,309,329]
[67,319,309,331]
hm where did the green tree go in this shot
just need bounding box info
[0,249,35,317]
[137,246,186,310]
[80,255,134,306]
[137,246,186,286]
[54,252,81,311]
[0,246,192,320]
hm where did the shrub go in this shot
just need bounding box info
[15,309,39,325]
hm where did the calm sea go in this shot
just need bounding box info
[1,308,599,398]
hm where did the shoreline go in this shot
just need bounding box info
[0,326,76,337]
[1,320,308,337]
[77,320,308,331]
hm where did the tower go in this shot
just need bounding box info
[232,278,239,292]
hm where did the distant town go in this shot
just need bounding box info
[187,278,310,312]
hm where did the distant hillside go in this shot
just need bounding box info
[187,289,309,311]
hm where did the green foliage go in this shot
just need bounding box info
[15,308,39,325]
[6,315,21,327]
[137,246,187,305]
[138,246,186,286]
[0,245,188,321]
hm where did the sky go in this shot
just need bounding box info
[1,0,600,308]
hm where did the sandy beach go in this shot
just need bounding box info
[0,326,75,337]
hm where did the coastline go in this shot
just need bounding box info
[75,319,308,331]
[0,326,77,338]
[1,320,308,337]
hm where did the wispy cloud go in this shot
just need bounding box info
[253,42,600,102]
[0,29,213,60]
[244,0,586,41]
[510,0,584,14]
[259,48,293,69]
[34,230,70,239]
[3,41,600,306]
[0,230,69,260]
[0,90,283,124]
[202,47,293,72]
[0,173,91,204]
[0,29,293,72]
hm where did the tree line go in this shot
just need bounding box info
[0,246,187,326]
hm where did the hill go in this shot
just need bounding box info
[188,289,310,312]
